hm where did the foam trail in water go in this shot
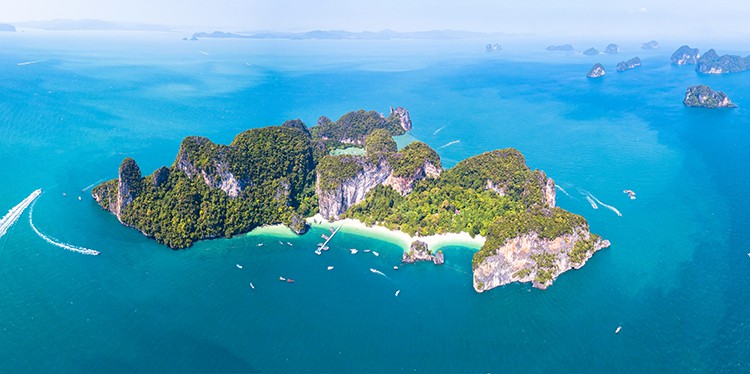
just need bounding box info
[433,126,446,135]
[17,60,42,66]
[81,179,106,192]
[29,200,100,256]
[584,191,622,217]
[555,185,572,198]
[585,196,598,209]
[0,189,42,239]
[439,140,460,149]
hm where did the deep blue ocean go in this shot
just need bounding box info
[0,31,748,372]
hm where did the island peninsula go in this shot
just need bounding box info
[93,107,609,291]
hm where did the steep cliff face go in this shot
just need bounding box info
[389,106,412,132]
[683,85,737,108]
[93,158,142,221]
[175,137,244,198]
[587,63,605,78]
[402,240,444,265]
[616,57,641,72]
[671,45,700,65]
[317,158,392,220]
[473,227,610,292]
[695,49,750,74]
[542,177,556,208]
[384,160,440,196]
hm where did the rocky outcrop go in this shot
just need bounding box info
[288,213,309,235]
[485,43,501,52]
[402,240,444,265]
[545,44,574,51]
[384,160,440,196]
[641,40,659,49]
[317,158,392,220]
[152,166,170,187]
[695,49,750,74]
[616,57,641,72]
[604,43,619,54]
[473,227,610,292]
[543,178,556,208]
[587,63,605,78]
[583,48,599,56]
[92,158,144,221]
[389,106,412,132]
[683,85,737,108]
[175,137,244,198]
[671,45,700,65]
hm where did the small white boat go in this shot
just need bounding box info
[364,249,371,253]
[236,264,243,269]
[286,241,293,246]
[615,326,622,334]
[78,196,82,201]
[249,283,255,289]
[257,243,264,246]
[372,251,379,257]
[350,249,358,254]
[329,227,336,233]
[747,252,750,258]
[322,234,330,240]
[393,266,399,270]
[327,266,334,271]
[279,276,286,281]
[315,248,322,255]
[322,246,329,251]
[395,290,400,296]
[62,192,67,197]
[369,268,385,276]
[279,241,284,245]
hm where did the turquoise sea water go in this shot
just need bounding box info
[1,31,748,372]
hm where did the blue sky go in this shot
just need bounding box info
[3,0,748,37]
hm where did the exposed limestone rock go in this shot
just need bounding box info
[174,137,244,198]
[695,48,750,74]
[114,158,142,219]
[288,213,309,235]
[152,166,170,187]
[543,178,556,208]
[671,45,700,65]
[384,160,440,196]
[402,240,444,265]
[587,63,605,78]
[473,227,610,292]
[616,57,641,72]
[389,106,412,132]
[683,85,737,108]
[316,158,392,220]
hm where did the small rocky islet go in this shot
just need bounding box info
[93,107,608,292]
[587,63,606,78]
[683,85,737,108]
[616,57,641,72]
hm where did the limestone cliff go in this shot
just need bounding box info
[389,106,412,132]
[683,85,737,108]
[671,45,700,65]
[316,157,392,220]
[587,63,605,78]
[402,240,444,265]
[174,137,244,198]
[92,157,143,221]
[695,49,750,74]
[384,160,440,196]
[473,227,610,292]
[616,57,641,72]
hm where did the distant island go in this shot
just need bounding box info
[191,29,507,40]
[641,40,660,49]
[93,107,608,292]
[0,23,15,32]
[604,43,620,54]
[545,44,574,51]
[15,19,169,31]
[683,85,736,108]
[616,57,641,72]
[671,45,700,65]
[583,48,599,56]
[695,49,750,74]
[587,63,606,78]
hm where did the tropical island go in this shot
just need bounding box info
[93,107,609,291]
[683,85,736,108]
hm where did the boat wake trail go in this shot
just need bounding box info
[555,185,572,198]
[29,200,100,256]
[0,189,42,239]
[81,179,106,192]
[583,191,622,217]
[433,126,446,135]
[585,196,598,209]
[439,140,460,149]
[369,268,388,279]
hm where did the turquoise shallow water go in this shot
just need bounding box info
[0,32,748,372]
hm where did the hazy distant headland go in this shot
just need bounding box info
[190,29,510,40]
[0,23,16,32]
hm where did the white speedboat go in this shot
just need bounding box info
[615,326,622,334]
[350,249,358,254]
[236,264,243,269]
[372,251,379,257]
[249,283,255,289]
[327,266,334,271]
[393,266,399,270]
[395,290,400,296]
[279,276,286,281]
